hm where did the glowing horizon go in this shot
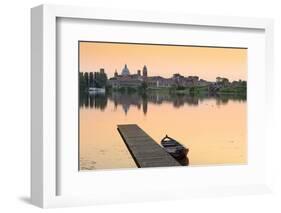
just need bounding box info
[79,41,247,82]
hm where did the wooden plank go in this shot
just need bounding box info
[117,124,181,168]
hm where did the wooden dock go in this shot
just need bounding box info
[117,124,181,168]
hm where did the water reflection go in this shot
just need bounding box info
[80,92,108,111]
[79,90,247,169]
[79,91,246,115]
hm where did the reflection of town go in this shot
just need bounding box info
[79,63,247,115]
[79,91,246,115]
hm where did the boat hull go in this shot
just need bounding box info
[163,147,188,160]
[160,135,189,162]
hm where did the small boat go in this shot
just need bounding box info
[88,87,106,95]
[161,135,188,160]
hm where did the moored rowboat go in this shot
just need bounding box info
[161,135,188,160]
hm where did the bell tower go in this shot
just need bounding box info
[142,65,148,77]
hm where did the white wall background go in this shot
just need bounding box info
[0,0,280,212]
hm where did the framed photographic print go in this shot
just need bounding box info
[31,4,274,208]
[78,41,248,170]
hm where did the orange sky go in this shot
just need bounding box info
[79,42,247,82]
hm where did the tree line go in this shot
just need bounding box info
[79,71,108,92]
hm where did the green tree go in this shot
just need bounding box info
[94,71,108,88]
[84,72,89,88]
[79,72,87,92]
[189,87,195,94]
[89,72,94,87]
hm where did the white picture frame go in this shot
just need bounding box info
[31,4,274,208]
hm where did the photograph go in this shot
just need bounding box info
[78,41,247,170]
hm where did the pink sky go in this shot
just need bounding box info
[79,42,247,82]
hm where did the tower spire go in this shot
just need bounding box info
[142,65,148,77]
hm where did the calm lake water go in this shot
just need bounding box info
[79,91,247,170]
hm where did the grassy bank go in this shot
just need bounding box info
[218,86,247,94]
[108,85,246,96]
[170,86,209,95]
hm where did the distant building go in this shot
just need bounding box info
[100,68,105,74]
[121,64,130,76]
[146,76,174,88]
[108,64,209,89]
[198,79,211,87]
[108,64,143,88]
[114,69,118,77]
[142,65,148,78]
[185,76,199,87]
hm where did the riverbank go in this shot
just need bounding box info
[85,84,247,97]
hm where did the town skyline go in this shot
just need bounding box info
[79,42,247,82]
[79,64,247,82]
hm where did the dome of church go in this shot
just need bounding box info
[121,64,130,76]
